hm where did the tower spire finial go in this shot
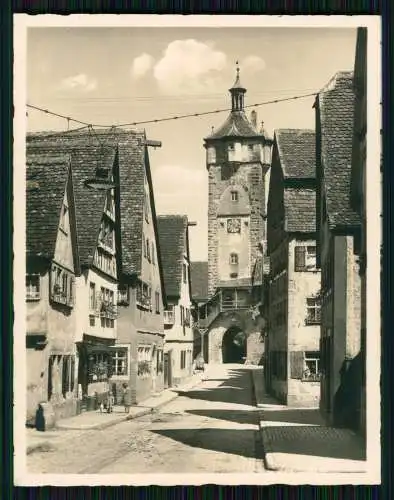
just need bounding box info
[229,61,246,111]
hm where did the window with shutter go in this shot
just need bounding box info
[294,246,306,271]
[290,351,304,379]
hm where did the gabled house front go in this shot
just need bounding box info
[112,130,167,405]
[26,151,80,426]
[27,135,121,412]
[157,215,194,387]
[314,71,363,430]
[71,145,120,410]
[265,129,321,407]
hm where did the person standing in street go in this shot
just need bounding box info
[121,382,132,413]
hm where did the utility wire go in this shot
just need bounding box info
[27,91,318,131]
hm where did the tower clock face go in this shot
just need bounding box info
[227,218,241,233]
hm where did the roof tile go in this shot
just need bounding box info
[284,188,316,233]
[157,215,188,298]
[26,153,70,259]
[27,138,115,267]
[205,111,261,141]
[318,71,361,229]
[275,129,316,179]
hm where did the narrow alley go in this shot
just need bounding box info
[27,365,266,474]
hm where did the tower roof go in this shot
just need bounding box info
[229,63,246,91]
[205,111,261,141]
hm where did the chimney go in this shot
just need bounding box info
[250,110,257,129]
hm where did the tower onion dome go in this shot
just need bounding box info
[204,62,264,142]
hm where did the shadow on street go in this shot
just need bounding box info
[260,424,366,461]
[151,428,259,459]
[175,367,254,406]
[186,408,259,426]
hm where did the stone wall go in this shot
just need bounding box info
[206,310,264,365]
[207,162,266,297]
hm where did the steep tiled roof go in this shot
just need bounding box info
[71,147,116,267]
[157,215,188,298]
[27,138,116,267]
[275,129,316,179]
[26,153,70,259]
[190,261,209,301]
[27,129,163,278]
[284,188,316,233]
[318,71,361,229]
[205,111,261,141]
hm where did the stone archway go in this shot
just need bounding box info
[222,326,246,364]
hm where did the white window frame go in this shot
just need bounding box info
[303,351,321,381]
[117,284,129,305]
[26,274,40,301]
[112,345,129,378]
[306,297,321,325]
[51,263,75,307]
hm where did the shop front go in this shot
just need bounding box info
[76,333,116,412]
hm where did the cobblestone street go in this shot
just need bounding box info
[27,365,266,474]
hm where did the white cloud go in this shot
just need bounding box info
[131,53,155,79]
[240,55,266,73]
[153,39,227,95]
[59,73,97,92]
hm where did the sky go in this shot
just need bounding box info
[27,26,358,262]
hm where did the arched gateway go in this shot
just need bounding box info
[222,327,246,363]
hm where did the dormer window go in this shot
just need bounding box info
[231,191,239,202]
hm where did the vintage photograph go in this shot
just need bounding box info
[14,15,381,485]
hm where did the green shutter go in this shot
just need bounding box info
[290,351,304,379]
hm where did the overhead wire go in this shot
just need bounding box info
[26,90,318,133]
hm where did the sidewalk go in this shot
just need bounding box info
[27,369,209,455]
[251,368,367,473]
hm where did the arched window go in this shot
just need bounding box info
[230,253,239,265]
